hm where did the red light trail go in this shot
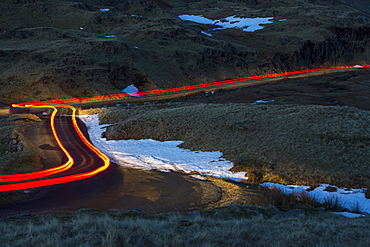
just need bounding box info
[0,105,74,182]
[1,65,368,192]
[0,104,110,192]
[16,65,370,106]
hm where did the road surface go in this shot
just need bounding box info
[0,107,210,218]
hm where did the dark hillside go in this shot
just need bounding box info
[0,0,369,104]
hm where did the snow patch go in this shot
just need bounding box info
[122,84,140,96]
[332,212,365,218]
[179,15,215,25]
[79,114,247,182]
[100,8,110,12]
[201,31,213,37]
[105,35,116,38]
[262,183,370,214]
[179,14,274,32]
[251,99,275,105]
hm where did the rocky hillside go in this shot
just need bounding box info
[0,0,369,104]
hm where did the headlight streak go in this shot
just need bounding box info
[1,65,368,192]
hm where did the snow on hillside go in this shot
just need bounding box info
[80,114,247,181]
[122,84,140,96]
[178,14,274,32]
[262,182,370,215]
[80,114,370,216]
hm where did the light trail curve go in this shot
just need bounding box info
[0,104,110,192]
[0,106,74,182]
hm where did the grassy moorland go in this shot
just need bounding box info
[78,68,370,190]
[0,0,369,243]
[1,205,369,247]
[82,102,370,189]
[0,69,367,245]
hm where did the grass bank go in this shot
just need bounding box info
[1,205,369,247]
[0,114,43,204]
[81,102,370,188]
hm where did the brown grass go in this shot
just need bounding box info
[0,114,42,204]
[0,207,369,247]
[81,103,370,188]
[250,185,353,213]
[2,114,42,174]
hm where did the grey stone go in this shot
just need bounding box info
[17,143,23,151]
[10,139,18,145]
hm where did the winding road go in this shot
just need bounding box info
[0,106,202,217]
[0,65,369,217]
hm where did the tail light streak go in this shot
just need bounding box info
[1,65,368,191]
[26,65,370,105]
[0,104,110,192]
[0,105,74,182]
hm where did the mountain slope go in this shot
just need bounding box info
[0,0,369,104]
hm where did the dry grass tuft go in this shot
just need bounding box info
[251,186,299,210]
[250,185,350,213]
[1,207,370,247]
